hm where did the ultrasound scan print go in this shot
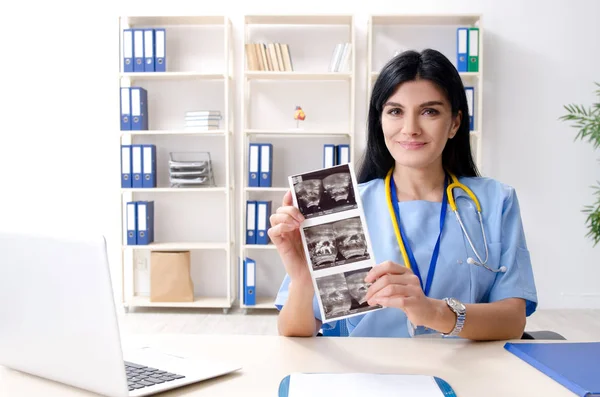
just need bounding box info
[332,217,370,265]
[316,273,351,320]
[294,179,324,216]
[344,268,372,309]
[305,223,338,270]
[291,165,357,219]
[316,269,379,321]
[322,172,352,203]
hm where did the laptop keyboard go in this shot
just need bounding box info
[125,361,185,392]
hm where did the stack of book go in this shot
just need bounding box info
[168,152,216,188]
[245,42,293,71]
[184,110,221,131]
[329,43,351,72]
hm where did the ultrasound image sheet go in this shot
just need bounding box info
[288,163,384,324]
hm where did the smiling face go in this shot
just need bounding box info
[381,79,461,170]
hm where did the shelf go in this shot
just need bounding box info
[371,71,479,80]
[245,15,352,26]
[127,296,232,309]
[241,297,277,310]
[245,187,289,193]
[245,71,352,81]
[243,244,277,250]
[123,242,230,251]
[121,187,228,193]
[124,16,227,26]
[121,129,228,137]
[370,14,481,26]
[120,72,228,81]
[245,129,350,137]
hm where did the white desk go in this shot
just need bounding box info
[0,334,577,396]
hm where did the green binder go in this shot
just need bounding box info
[468,27,479,72]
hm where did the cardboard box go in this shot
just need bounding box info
[150,251,194,302]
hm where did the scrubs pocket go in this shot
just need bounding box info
[469,241,502,302]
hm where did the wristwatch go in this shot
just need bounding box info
[442,297,466,337]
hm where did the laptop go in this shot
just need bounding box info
[0,231,241,396]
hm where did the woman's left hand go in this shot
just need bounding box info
[364,260,438,327]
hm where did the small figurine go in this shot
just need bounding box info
[294,105,306,129]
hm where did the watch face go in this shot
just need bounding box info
[448,298,466,313]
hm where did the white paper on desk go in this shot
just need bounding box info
[288,373,445,397]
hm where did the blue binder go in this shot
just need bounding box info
[122,29,134,73]
[323,144,335,168]
[131,87,148,130]
[456,27,469,72]
[120,87,131,130]
[246,201,257,245]
[136,201,154,245]
[256,201,271,245]
[336,144,350,165]
[154,28,166,72]
[143,29,155,72]
[504,342,600,397]
[131,145,143,188]
[243,258,256,305]
[248,143,261,187]
[133,29,144,72]
[278,374,457,396]
[126,202,137,245]
[142,144,157,188]
[465,86,474,131]
[259,143,273,187]
[121,145,132,188]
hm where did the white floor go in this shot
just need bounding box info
[117,307,600,341]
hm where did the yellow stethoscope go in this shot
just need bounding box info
[385,168,506,279]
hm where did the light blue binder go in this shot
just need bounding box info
[465,86,475,131]
[141,144,156,188]
[121,145,132,188]
[133,29,144,72]
[136,201,154,245]
[154,28,166,72]
[456,27,469,72]
[120,87,131,131]
[323,144,335,168]
[255,201,271,245]
[130,87,148,131]
[259,143,273,187]
[126,202,137,245]
[122,29,134,73]
[143,29,155,72]
[246,201,257,245]
[243,258,256,305]
[248,143,261,187]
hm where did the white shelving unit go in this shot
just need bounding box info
[239,14,355,312]
[118,16,235,313]
[367,14,483,171]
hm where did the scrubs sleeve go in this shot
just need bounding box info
[274,274,335,330]
[488,187,538,316]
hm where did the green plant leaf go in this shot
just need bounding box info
[560,83,600,245]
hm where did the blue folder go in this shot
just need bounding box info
[504,342,600,397]
[278,374,457,396]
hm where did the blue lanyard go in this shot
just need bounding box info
[389,174,448,296]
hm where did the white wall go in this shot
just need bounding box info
[1,0,598,309]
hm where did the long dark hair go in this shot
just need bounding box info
[357,48,480,183]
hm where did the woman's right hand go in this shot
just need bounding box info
[268,190,312,284]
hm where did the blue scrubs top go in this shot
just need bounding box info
[274,176,538,337]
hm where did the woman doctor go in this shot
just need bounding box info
[269,49,538,341]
